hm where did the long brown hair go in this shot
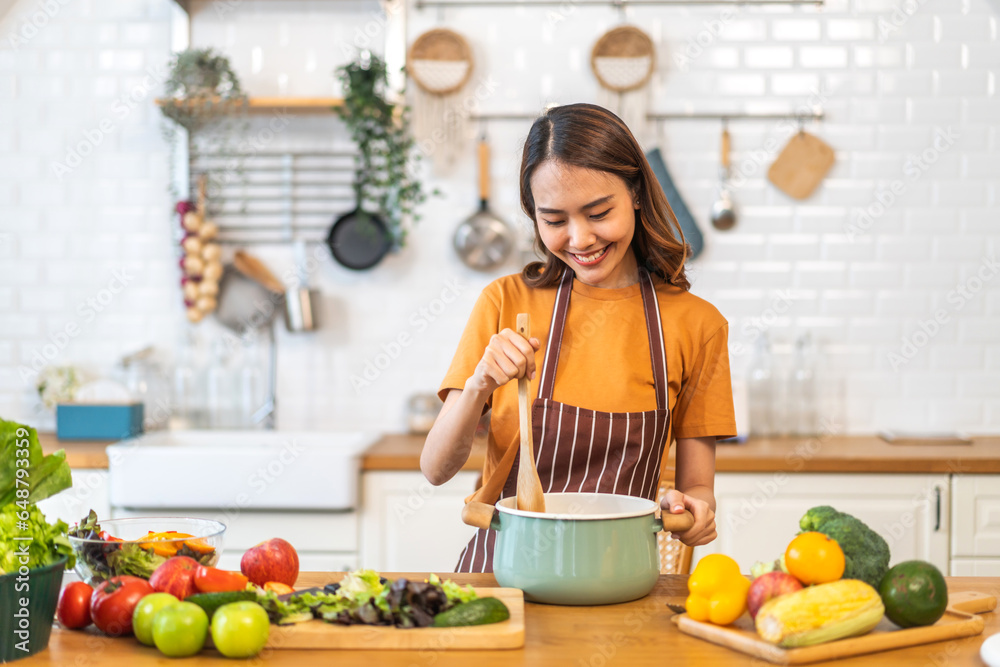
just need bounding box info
[519,103,690,290]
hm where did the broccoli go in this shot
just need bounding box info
[799,506,891,588]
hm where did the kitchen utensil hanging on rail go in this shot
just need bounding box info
[285,240,319,332]
[407,28,475,171]
[326,189,393,271]
[767,122,835,200]
[646,147,704,261]
[216,250,284,334]
[590,25,655,143]
[453,134,514,271]
[710,123,737,231]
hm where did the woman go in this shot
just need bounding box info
[421,103,736,573]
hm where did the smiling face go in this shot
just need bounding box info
[530,160,640,289]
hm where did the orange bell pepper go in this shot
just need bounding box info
[194,566,249,593]
[183,538,215,554]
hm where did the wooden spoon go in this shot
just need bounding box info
[515,313,545,513]
[234,250,285,294]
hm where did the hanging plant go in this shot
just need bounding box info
[335,51,429,247]
[157,48,250,214]
[159,48,248,133]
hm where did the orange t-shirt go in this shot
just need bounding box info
[438,272,737,505]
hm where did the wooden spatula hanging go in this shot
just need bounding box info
[767,130,835,200]
[516,313,545,513]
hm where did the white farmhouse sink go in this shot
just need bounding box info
[107,431,380,511]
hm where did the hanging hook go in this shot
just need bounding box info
[613,0,626,21]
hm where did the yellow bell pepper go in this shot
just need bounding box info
[686,554,752,625]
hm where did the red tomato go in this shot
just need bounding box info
[56,581,93,629]
[193,566,249,593]
[90,576,154,636]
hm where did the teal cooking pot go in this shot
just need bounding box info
[463,493,694,605]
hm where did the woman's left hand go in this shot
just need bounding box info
[661,489,717,547]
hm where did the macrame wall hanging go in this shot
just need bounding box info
[406,28,475,171]
[590,25,656,144]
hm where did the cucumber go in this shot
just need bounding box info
[432,597,510,627]
[187,590,259,618]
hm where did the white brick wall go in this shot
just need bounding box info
[0,0,997,435]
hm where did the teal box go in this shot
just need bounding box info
[56,403,144,440]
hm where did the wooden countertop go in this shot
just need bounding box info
[41,432,1000,475]
[27,573,1000,666]
[360,433,487,472]
[38,433,113,469]
[363,433,1000,474]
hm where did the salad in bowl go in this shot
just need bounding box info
[68,513,225,585]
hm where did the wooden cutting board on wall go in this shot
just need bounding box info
[767,131,835,200]
[672,590,995,665]
[264,588,524,650]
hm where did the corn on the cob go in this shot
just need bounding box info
[755,579,885,647]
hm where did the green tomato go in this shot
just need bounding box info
[152,601,208,658]
[132,593,180,646]
[210,601,271,658]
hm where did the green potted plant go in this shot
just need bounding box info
[335,51,430,251]
[157,48,249,204]
[159,47,247,133]
[0,418,76,662]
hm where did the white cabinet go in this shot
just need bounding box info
[693,473,950,573]
[36,469,110,526]
[950,474,1000,575]
[950,559,1000,576]
[360,471,480,572]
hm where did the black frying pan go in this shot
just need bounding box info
[326,201,393,271]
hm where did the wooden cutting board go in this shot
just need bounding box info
[264,587,524,650]
[767,131,835,200]
[673,590,995,665]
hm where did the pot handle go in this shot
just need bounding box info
[462,501,500,531]
[654,510,695,534]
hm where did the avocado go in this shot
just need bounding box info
[878,560,948,628]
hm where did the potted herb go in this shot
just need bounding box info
[158,48,249,205]
[335,51,430,251]
[0,418,75,661]
[158,47,247,133]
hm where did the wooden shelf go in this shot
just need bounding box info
[249,97,343,112]
[155,97,343,115]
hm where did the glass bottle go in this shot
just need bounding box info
[747,333,774,437]
[788,333,818,437]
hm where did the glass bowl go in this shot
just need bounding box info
[67,517,226,585]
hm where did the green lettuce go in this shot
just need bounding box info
[338,569,386,605]
[429,573,478,605]
[0,418,72,506]
[0,418,74,574]
[0,504,74,574]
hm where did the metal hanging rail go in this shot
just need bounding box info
[418,0,822,7]
[188,148,358,246]
[471,110,826,122]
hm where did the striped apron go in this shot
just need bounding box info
[456,267,670,573]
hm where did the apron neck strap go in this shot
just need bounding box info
[537,266,668,411]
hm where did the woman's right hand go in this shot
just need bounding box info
[466,329,541,395]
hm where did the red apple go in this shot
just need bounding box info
[149,556,200,600]
[240,538,299,587]
[746,571,804,619]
